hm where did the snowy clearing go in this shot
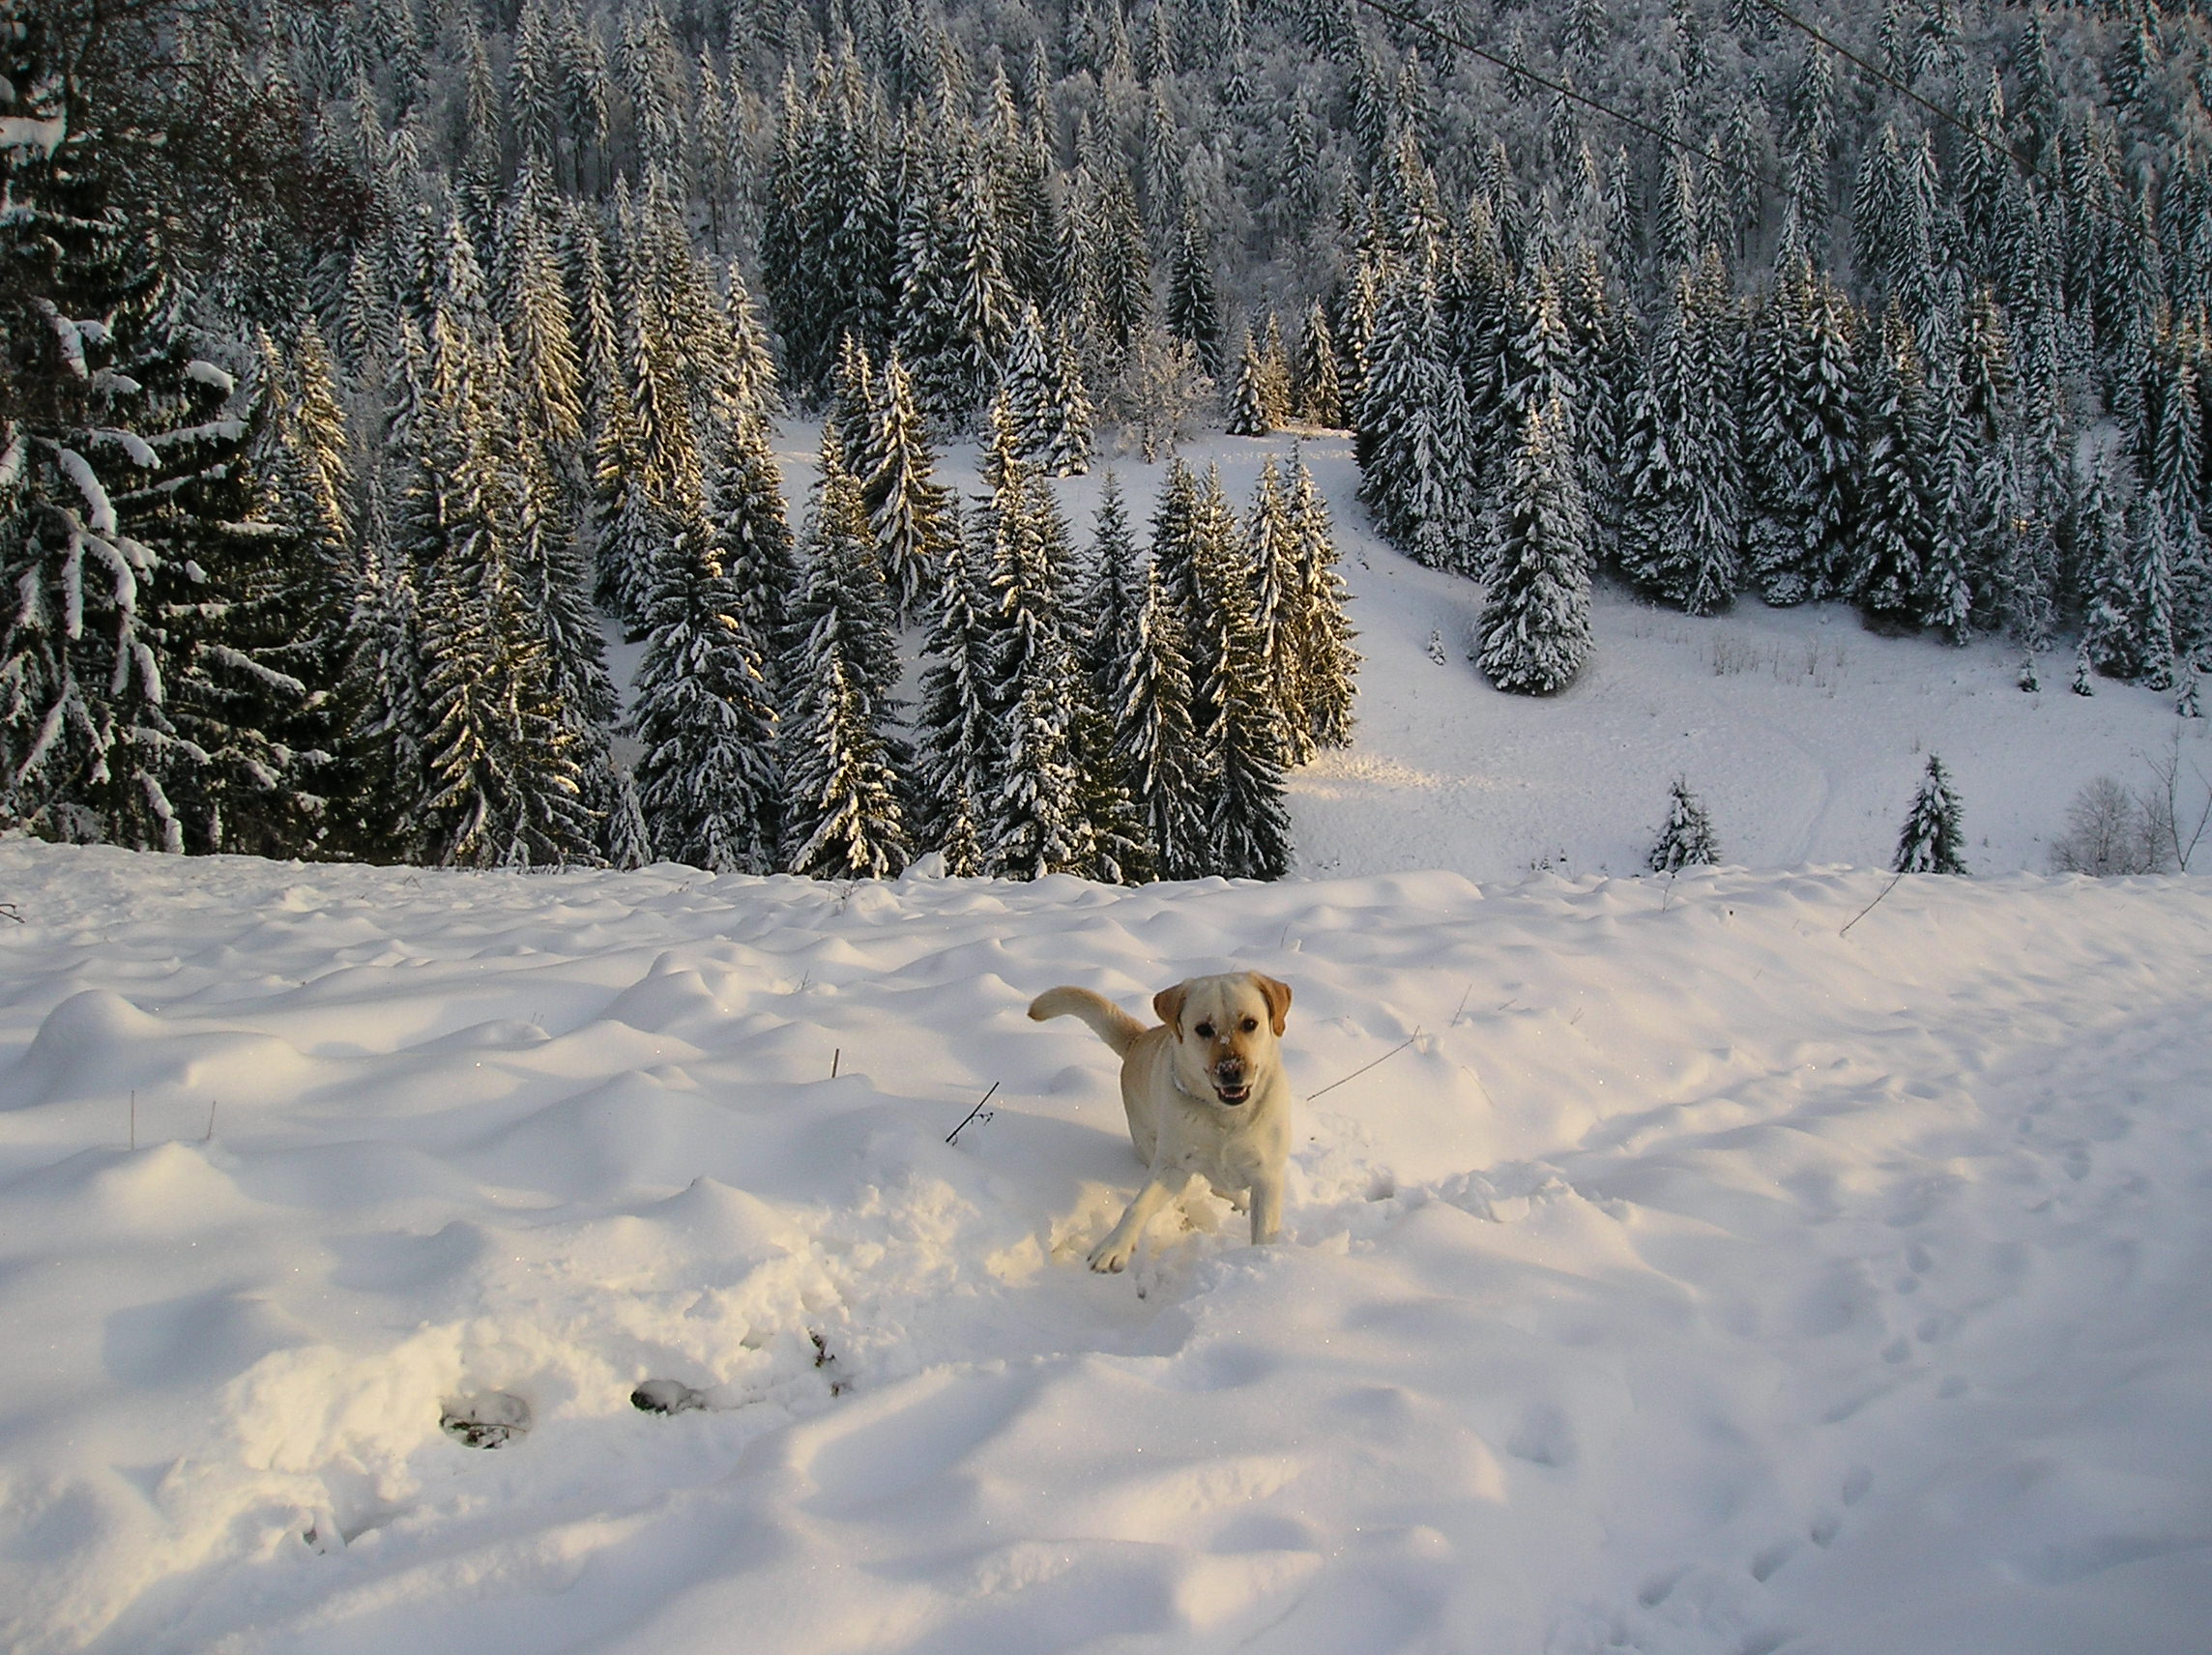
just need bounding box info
[0,840,2206,1655]
[761,425,2212,886]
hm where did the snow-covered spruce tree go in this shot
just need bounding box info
[1618,250,1742,616]
[1357,263,1475,571]
[1246,456,1307,759]
[1166,209,1223,377]
[862,350,956,624]
[1000,303,1092,477]
[779,428,908,880]
[972,399,1088,880]
[407,305,597,870]
[1648,777,1720,872]
[911,505,994,875]
[1119,556,1206,880]
[1227,323,1274,436]
[1478,395,1594,697]
[1287,450,1359,752]
[1189,465,1291,880]
[1894,754,1967,875]
[830,331,884,491]
[626,448,782,875]
[1295,303,1346,427]
[0,16,327,854]
[1071,475,1156,881]
[1742,252,1858,606]
[1847,310,1937,633]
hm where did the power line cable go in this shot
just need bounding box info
[1751,0,2192,286]
[1341,0,1790,201]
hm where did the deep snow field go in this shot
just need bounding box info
[5,433,2210,1655]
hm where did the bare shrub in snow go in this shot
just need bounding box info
[2048,776,2168,875]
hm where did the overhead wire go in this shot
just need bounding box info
[1344,0,2198,305]
[1340,0,1790,200]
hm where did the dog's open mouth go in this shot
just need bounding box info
[1214,1083,1251,1105]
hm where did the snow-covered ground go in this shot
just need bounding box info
[773,425,2205,886]
[5,436,2210,1654]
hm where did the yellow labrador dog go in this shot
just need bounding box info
[1029,973,1294,1272]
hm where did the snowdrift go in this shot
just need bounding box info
[0,842,2206,1654]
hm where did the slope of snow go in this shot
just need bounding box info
[1,840,2207,1655]
[771,425,2204,885]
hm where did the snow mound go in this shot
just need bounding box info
[0,842,2206,1655]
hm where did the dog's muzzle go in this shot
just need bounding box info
[1213,1067,1250,1105]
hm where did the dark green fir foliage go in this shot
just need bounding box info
[1894,754,1967,874]
[973,399,1087,880]
[406,306,597,871]
[1848,310,1937,633]
[1069,476,1156,883]
[1286,450,1360,753]
[912,504,995,876]
[862,351,956,624]
[1648,777,1720,871]
[779,428,908,879]
[1000,304,1093,478]
[1478,396,1594,697]
[626,470,782,875]
[1167,209,1224,377]
[1189,466,1292,880]
[1619,251,1742,616]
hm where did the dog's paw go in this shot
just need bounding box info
[1088,1238,1133,1273]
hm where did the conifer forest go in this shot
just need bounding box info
[5,0,2210,879]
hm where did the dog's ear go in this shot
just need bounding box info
[1251,973,1293,1036]
[1152,981,1189,1033]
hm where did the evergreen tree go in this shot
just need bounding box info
[1188,466,1291,879]
[862,350,957,623]
[1478,396,1595,696]
[1286,450,1359,752]
[1071,476,1155,882]
[1117,557,1205,879]
[406,307,597,869]
[1358,265,1475,570]
[780,428,909,879]
[1620,252,1743,615]
[1295,303,1346,427]
[626,500,781,873]
[912,502,994,874]
[1648,777,1720,871]
[1847,311,1937,631]
[1894,754,1967,874]
[972,401,1087,880]
[1227,323,1274,436]
[1000,303,1093,477]
[1166,210,1224,376]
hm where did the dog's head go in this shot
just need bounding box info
[1152,972,1292,1107]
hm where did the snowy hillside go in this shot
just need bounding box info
[755,425,2211,886]
[1,839,2206,1655]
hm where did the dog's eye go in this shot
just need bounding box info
[1194,1022,1215,1039]
[1240,1017,1259,1032]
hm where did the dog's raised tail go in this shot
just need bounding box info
[1028,986,1148,1057]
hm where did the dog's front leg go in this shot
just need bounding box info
[1090,1174,1182,1272]
[1248,1176,1282,1246]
